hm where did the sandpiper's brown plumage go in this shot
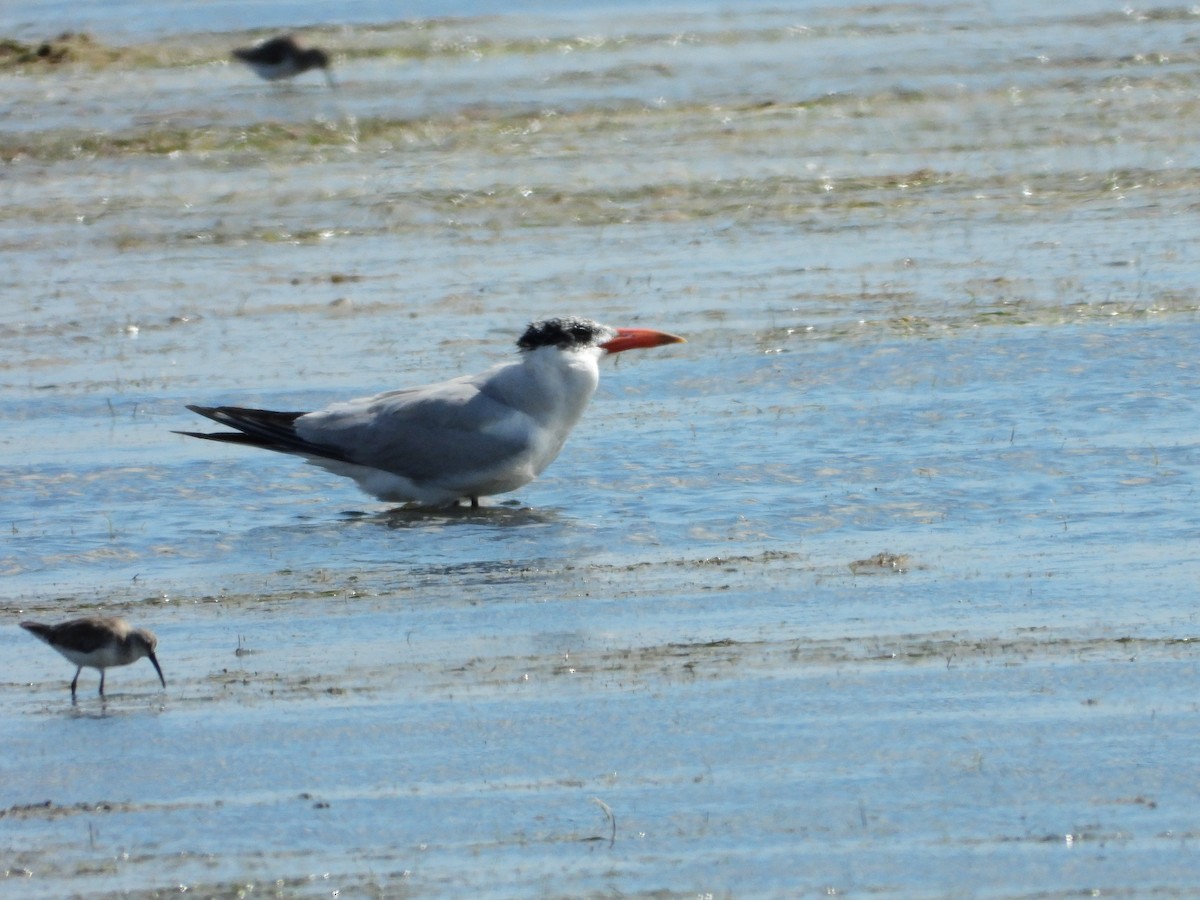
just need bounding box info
[21,617,166,700]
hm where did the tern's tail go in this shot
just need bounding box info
[176,405,350,462]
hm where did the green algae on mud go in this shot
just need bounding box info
[0,30,221,73]
[0,32,126,69]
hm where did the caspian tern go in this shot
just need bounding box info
[21,617,166,701]
[232,36,335,88]
[178,317,685,507]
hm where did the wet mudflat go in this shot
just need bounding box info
[3,1,1200,896]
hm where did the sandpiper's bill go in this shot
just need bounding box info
[21,617,166,700]
[232,35,335,87]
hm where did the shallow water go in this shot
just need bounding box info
[3,1,1200,896]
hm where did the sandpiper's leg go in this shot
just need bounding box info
[70,667,81,699]
[99,670,106,697]
[470,496,479,508]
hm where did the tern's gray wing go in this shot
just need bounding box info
[297,369,536,482]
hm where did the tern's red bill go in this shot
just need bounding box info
[600,328,687,354]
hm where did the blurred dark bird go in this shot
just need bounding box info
[232,35,334,87]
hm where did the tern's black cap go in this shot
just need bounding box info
[517,317,610,351]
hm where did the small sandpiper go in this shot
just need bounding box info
[232,35,335,87]
[21,617,166,701]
